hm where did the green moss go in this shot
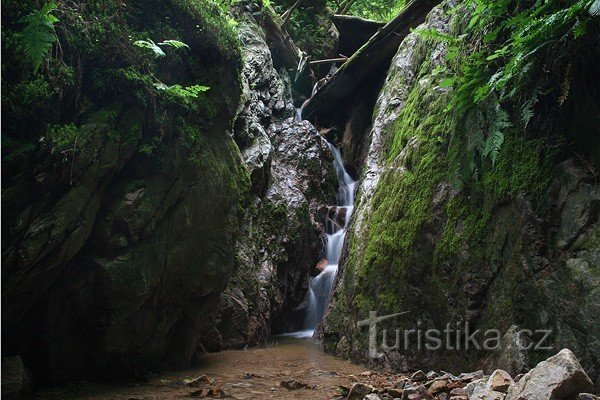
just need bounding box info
[480,135,553,204]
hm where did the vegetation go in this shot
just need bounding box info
[329,0,405,21]
[2,0,242,168]
[413,0,599,188]
[19,1,60,73]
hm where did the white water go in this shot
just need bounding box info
[289,143,357,338]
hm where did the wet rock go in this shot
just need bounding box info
[348,382,376,400]
[338,384,351,397]
[402,385,434,400]
[411,370,427,382]
[449,387,467,396]
[206,387,228,398]
[457,370,484,382]
[428,378,465,396]
[505,349,594,400]
[280,379,312,390]
[316,258,329,271]
[184,375,212,387]
[394,379,407,389]
[1,356,32,400]
[577,394,600,400]
[426,371,440,380]
[428,380,449,395]
[384,387,404,398]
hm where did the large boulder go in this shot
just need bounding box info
[2,0,247,384]
[506,349,594,400]
[321,0,600,384]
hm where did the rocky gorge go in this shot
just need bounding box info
[2,0,599,398]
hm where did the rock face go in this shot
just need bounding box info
[2,0,247,384]
[1,356,32,400]
[321,0,600,385]
[213,6,337,348]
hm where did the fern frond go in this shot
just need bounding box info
[134,39,166,58]
[158,40,190,49]
[20,2,59,73]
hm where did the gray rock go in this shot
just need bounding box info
[485,370,513,393]
[505,349,594,400]
[458,370,484,382]
[348,383,376,400]
[577,394,600,400]
[411,370,427,382]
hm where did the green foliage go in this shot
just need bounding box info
[159,39,190,49]
[155,83,210,99]
[44,124,79,153]
[330,0,405,21]
[133,38,190,58]
[447,0,594,112]
[134,39,166,58]
[416,0,597,187]
[20,2,59,73]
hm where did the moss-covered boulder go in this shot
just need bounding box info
[2,0,248,384]
[322,0,600,384]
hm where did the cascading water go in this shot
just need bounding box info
[290,143,356,338]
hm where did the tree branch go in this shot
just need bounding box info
[280,0,304,28]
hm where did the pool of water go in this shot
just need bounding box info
[34,337,368,400]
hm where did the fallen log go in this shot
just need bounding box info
[332,14,386,56]
[258,8,316,95]
[302,0,442,121]
[309,57,348,65]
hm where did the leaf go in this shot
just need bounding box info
[158,39,190,49]
[134,39,166,58]
[156,84,210,99]
[20,2,59,73]
[445,46,459,61]
[440,77,455,88]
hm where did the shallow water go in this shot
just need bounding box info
[34,338,367,400]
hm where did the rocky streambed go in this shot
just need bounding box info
[27,341,596,400]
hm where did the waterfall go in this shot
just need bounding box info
[295,142,357,337]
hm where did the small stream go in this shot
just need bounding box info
[287,136,357,338]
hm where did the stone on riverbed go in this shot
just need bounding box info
[505,349,594,400]
[280,379,313,390]
[347,382,376,399]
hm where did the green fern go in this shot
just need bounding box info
[20,2,59,73]
[133,38,190,58]
[155,83,210,98]
[134,39,166,58]
[158,40,190,50]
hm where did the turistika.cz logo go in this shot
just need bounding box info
[357,311,553,359]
